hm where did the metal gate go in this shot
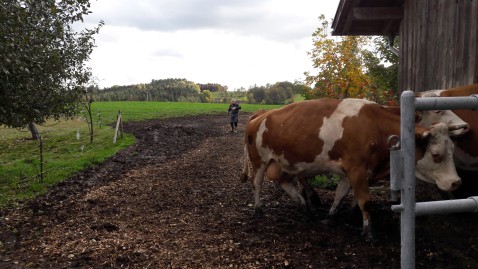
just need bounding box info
[389,90,478,269]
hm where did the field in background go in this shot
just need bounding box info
[92,101,282,122]
[0,101,282,207]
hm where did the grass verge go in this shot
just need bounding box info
[0,101,282,208]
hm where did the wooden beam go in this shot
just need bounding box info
[353,7,403,21]
[343,0,362,35]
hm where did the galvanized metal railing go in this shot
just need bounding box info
[389,90,478,269]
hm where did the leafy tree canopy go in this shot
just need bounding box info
[246,81,311,104]
[198,83,225,93]
[0,0,103,128]
[93,78,206,102]
[304,15,398,105]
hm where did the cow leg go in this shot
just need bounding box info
[280,179,306,206]
[348,171,373,241]
[279,178,313,217]
[297,177,322,208]
[240,145,250,182]
[329,176,351,216]
[252,164,267,216]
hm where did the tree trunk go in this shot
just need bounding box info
[28,122,40,140]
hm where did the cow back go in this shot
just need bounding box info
[245,99,407,179]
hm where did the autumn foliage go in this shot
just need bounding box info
[304,15,397,106]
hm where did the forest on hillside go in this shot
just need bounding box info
[87,78,309,105]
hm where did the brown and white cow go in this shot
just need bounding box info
[417,84,478,197]
[241,98,461,239]
[417,84,478,172]
[327,104,469,213]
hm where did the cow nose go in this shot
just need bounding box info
[461,123,470,133]
[450,179,462,191]
[449,123,470,137]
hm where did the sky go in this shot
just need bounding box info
[82,0,340,90]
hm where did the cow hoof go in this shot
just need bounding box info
[322,214,338,226]
[301,206,316,221]
[308,195,322,208]
[361,228,374,242]
[254,208,264,218]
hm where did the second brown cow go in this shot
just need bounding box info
[241,98,461,239]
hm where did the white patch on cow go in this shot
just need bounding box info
[418,89,445,97]
[255,99,375,177]
[309,99,373,172]
[255,119,291,168]
[318,99,370,154]
[256,119,267,154]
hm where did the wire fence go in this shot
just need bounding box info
[0,111,131,206]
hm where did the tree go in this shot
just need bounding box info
[201,90,213,103]
[304,16,397,105]
[265,87,287,104]
[362,36,399,104]
[248,86,266,104]
[292,80,312,96]
[305,15,370,100]
[0,0,103,139]
[198,83,225,93]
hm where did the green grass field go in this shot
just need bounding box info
[0,101,282,208]
[92,101,282,123]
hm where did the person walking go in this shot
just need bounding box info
[227,99,241,133]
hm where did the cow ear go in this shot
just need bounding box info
[421,129,432,140]
[416,125,434,142]
[416,130,431,142]
[421,122,448,140]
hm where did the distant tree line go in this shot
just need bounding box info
[89,78,309,105]
[198,83,226,93]
[90,78,209,102]
[247,81,311,104]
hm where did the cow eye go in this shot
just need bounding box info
[432,153,443,163]
[433,110,442,114]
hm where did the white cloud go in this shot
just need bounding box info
[83,0,340,90]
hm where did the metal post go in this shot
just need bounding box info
[392,93,478,269]
[39,137,43,183]
[389,138,402,202]
[400,90,416,269]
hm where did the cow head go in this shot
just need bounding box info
[415,122,461,191]
[415,91,470,137]
[416,110,470,137]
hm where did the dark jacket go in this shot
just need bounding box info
[228,103,241,114]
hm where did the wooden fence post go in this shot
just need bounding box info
[39,137,43,183]
[113,110,123,143]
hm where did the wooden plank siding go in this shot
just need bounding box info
[399,0,478,93]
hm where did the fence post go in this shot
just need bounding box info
[399,90,416,269]
[39,137,43,183]
[392,92,478,269]
[113,110,123,143]
[98,111,101,129]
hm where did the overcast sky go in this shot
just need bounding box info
[82,0,340,90]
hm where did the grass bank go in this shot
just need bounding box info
[0,101,282,207]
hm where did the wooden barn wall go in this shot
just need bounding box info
[399,0,478,93]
